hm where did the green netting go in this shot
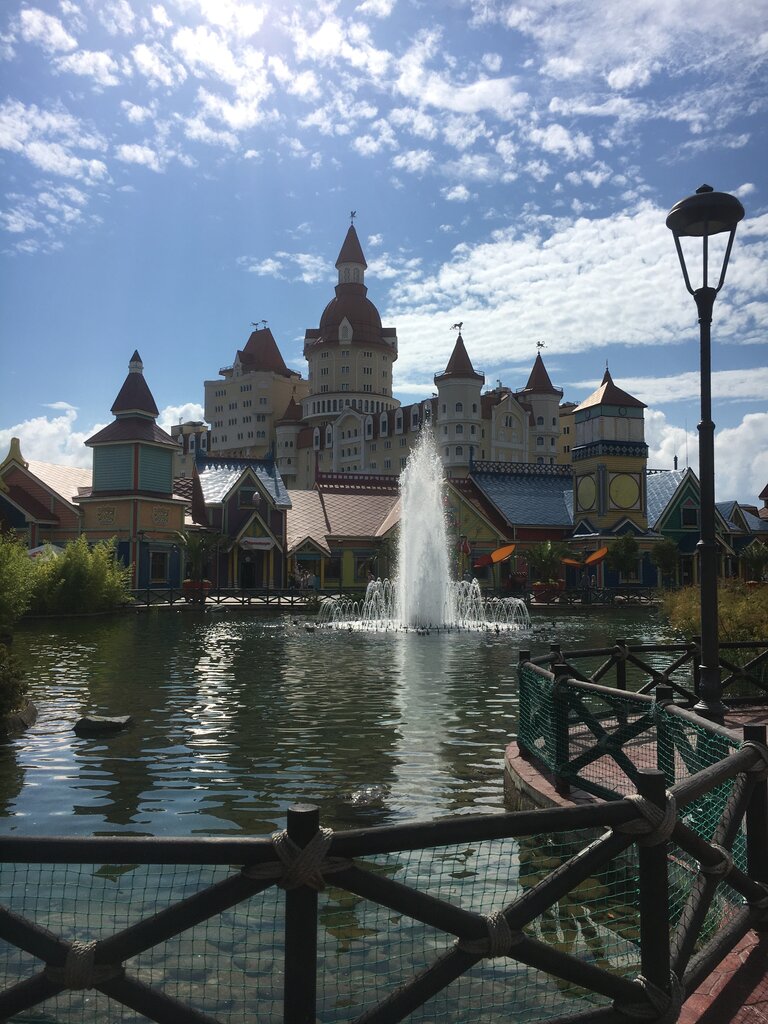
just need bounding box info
[0,830,644,1024]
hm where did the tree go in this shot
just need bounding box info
[606,534,640,578]
[177,530,222,586]
[28,536,131,615]
[0,531,35,635]
[741,544,768,582]
[651,538,679,586]
[525,540,572,582]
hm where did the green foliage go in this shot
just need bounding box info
[28,536,131,616]
[651,538,679,583]
[525,541,572,582]
[0,644,28,718]
[741,544,768,582]
[664,581,768,642]
[0,531,36,634]
[606,534,640,576]
[177,530,221,584]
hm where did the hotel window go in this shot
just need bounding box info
[455,402,463,412]
[537,416,544,425]
[456,424,464,435]
[537,436,544,446]
[455,446,463,456]
[384,459,391,469]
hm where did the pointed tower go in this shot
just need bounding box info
[571,367,649,532]
[515,352,563,465]
[434,332,485,475]
[275,395,304,485]
[80,352,185,587]
[204,326,309,461]
[302,222,399,443]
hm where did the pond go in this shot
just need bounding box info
[3,606,674,838]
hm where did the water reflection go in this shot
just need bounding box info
[4,608,671,838]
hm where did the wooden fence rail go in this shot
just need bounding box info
[1,731,767,1024]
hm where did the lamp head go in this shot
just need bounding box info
[666,184,745,239]
[666,185,744,295]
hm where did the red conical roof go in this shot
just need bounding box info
[239,327,293,377]
[435,333,484,383]
[522,352,561,396]
[335,225,367,269]
[277,396,304,424]
[576,368,646,411]
[110,351,160,417]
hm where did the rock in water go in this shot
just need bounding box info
[74,715,132,736]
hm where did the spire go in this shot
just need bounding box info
[335,224,367,270]
[575,367,646,411]
[434,333,484,384]
[239,327,293,377]
[110,351,160,417]
[522,352,561,396]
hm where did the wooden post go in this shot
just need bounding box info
[615,639,627,691]
[284,804,320,1024]
[518,650,532,760]
[552,663,571,796]
[692,637,702,697]
[744,725,768,895]
[655,686,676,787]
[636,770,671,999]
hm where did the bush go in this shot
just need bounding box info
[28,536,131,616]
[0,531,36,634]
[663,580,768,642]
[0,644,27,718]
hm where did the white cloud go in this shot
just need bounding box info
[197,0,266,41]
[356,0,397,17]
[132,42,187,88]
[528,123,593,160]
[18,8,76,53]
[151,5,172,30]
[646,409,768,503]
[392,149,433,174]
[482,53,503,73]
[98,0,136,37]
[571,369,768,406]
[367,233,383,247]
[0,407,102,468]
[115,143,163,172]
[442,184,471,202]
[158,403,206,432]
[121,101,154,123]
[54,50,121,87]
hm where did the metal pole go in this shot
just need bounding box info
[692,287,726,723]
[283,804,319,1024]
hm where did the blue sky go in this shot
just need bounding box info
[0,0,766,502]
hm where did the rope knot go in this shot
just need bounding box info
[616,791,677,846]
[272,827,337,891]
[44,941,123,990]
[742,740,768,781]
[456,911,525,958]
[700,842,734,879]
[614,972,684,1022]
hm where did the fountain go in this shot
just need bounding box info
[319,428,530,631]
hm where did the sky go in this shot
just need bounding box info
[0,0,766,503]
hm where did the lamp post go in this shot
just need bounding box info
[666,184,744,723]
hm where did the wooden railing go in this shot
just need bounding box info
[1,734,767,1023]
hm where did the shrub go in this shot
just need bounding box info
[0,644,27,718]
[526,541,572,582]
[28,536,131,616]
[663,580,768,642]
[606,534,640,577]
[651,538,679,584]
[0,531,36,634]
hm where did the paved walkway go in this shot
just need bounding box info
[678,931,768,1023]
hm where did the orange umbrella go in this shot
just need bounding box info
[490,543,516,563]
[585,546,608,565]
[560,557,583,567]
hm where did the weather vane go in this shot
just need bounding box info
[451,322,463,333]
[251,319,268,329]
[350,210,357,224]
[537,340,546,350]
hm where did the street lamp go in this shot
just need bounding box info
[666,184,745,722]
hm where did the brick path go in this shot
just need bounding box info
[678,931,768,1023]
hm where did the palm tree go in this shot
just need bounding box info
[525,540,572,583]
[176,530,222,599]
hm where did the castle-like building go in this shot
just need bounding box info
[173,224,571,483]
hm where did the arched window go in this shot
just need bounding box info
[537,436,544,446]
[380,413,388,436]
[325,426,333,447]
[455,402,463,413]
[456,424,464,435]
[537,416,544,425]
[456,446,463,456]
[343,268,350,282]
